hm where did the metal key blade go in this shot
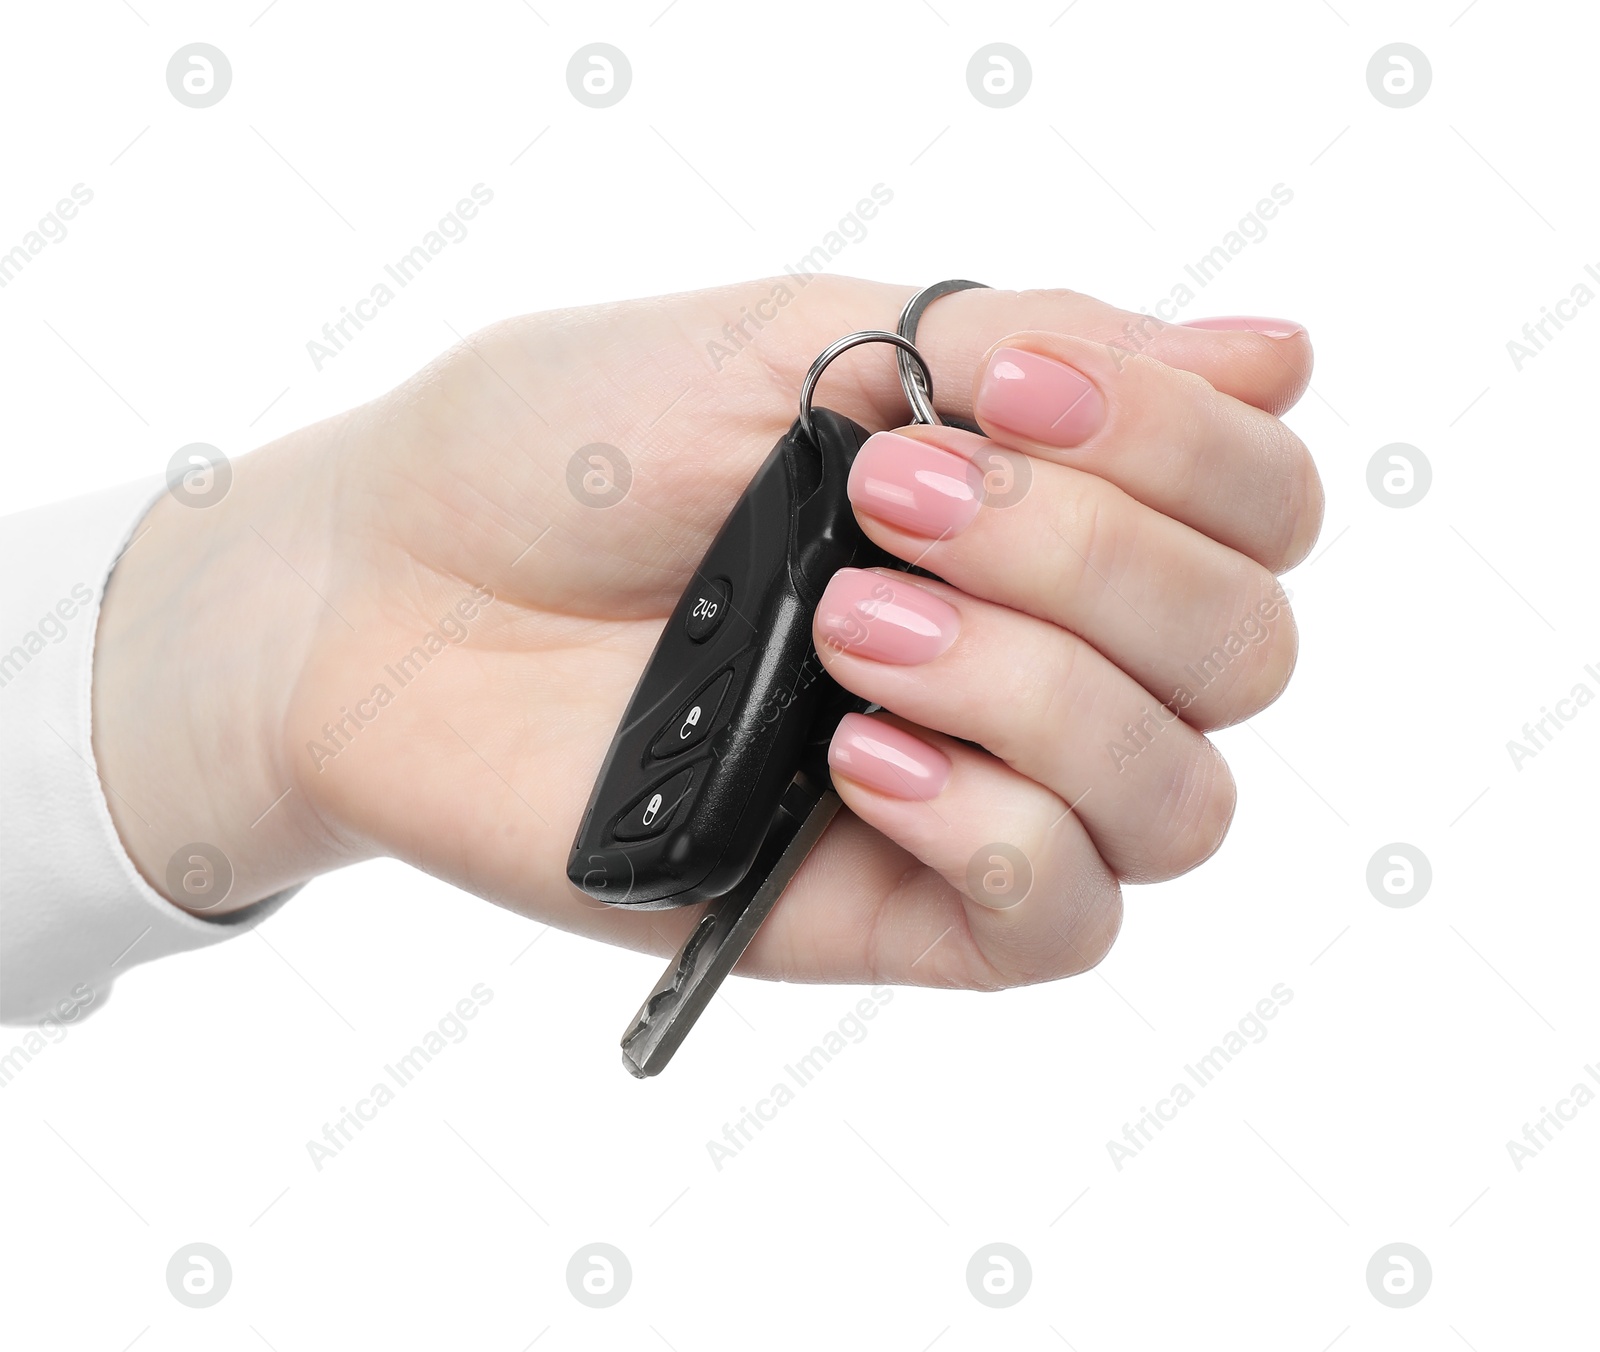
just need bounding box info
[620,782,840,1078]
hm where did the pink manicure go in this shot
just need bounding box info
[975,347,1106,447]
[848,432,982,538]
[816,569,959,666]
[1182,316,1305,339]
[828,713,951,800]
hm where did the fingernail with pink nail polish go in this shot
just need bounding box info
[848,432,982,538]
[1181,316,1305,339]
[816,568,959,666]
[975,347,1106,447]
[829,713,951,801]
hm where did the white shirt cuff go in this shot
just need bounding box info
[0,476,293,1024]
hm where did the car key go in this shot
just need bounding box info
[564,392,885,913]
[612,689,854,1077]
[566,307,982,1076]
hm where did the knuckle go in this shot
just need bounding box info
[783,270,851,314]
[1254,604,1300,711]
[1050,478,1119,601]
[1153,740,1237,879]
[1276,433,1327,569]
[1017,629,1088,763]
[1013,286,1088,306]
[966,867,1125,989]
[1126,358,1215,497]
[1124,351,1215,414]
[1200,582,1301,728]
[1056,880,1125,976]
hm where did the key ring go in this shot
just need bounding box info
[896,279,991,425]
[797,330,937,444]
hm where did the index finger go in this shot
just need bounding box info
[898,284,1313,419]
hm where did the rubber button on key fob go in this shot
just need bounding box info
[684,577,730,643]
[615,767,696,841]
[650,669,733,760]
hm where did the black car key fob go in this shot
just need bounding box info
[566,406,882,910]
[559,306,987,1076]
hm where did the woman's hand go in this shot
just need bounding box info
[92,277,1320,989]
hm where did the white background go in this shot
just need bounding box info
[3,0,1597,1346]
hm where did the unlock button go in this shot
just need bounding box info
[649,669,733,759]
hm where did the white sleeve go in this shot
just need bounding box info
[0,477,293,1024]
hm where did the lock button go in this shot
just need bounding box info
[649,669,733,760]
[614,767,696,841]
